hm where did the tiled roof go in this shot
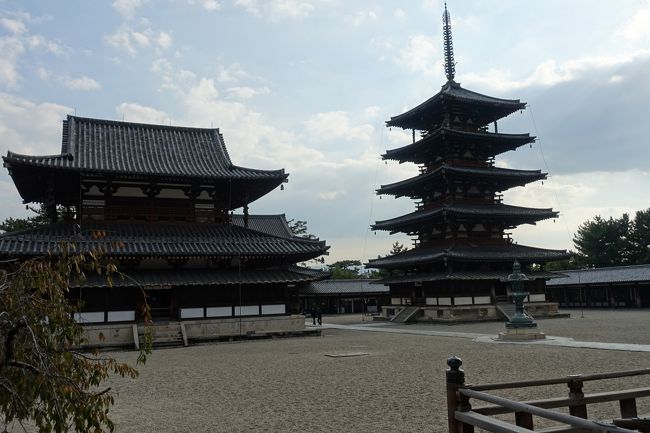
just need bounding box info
[372,203,558,232]
[367,243,568,269]
[231,214,293,238]
[377,270,564,284]
[382,128,534,163]
[300,279,386,295]
[0,221,328,260]
[386,81,526,130]
[377,165,546,197]
[546,264,650,286]
[3,115,286,181]
[78,265,327,288]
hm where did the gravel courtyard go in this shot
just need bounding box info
[102,309,650,433]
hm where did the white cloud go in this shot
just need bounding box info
[156,31,173,49]
[226,86,270,99]
[364,106,380,118]
[0,13,69,89]
[462,50,650,91]
[184,0,222,10]
[0,92,70,156]
[116,102,170,124]
[617,0,650,41]
[36,67,50,81]
[0,37,24,88]
[234,0,320,20]
[201,0,221,10]
[393,8,405,19]
[304,111,374,142]
[65,76,101,91]
[105,24,173,56]
[508,170,650,252]
[0,17,27,34]
[26,34,67,55]
[112,0,149,19]
[395,34,440,76]
[216,62,250,83]
[351,10,378,26]
[319,191,344,200]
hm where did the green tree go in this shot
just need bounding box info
[573,214,631,267]
[544,251,585,271]
[1,247,150,432]
[0,204,72,234]
[327,260,363,279]
[629,208,650,264]
[389,241,408,255]
[366,242,409,279]
[287,219,316,240]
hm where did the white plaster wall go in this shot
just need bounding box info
[180,308,204,319]
[261,304,285,315]
[234,305,259,316]
[425,297,438,305]
[206,306,232,317]
[107,311,135,322]
[454,296,473,305]
[74,312,105,323]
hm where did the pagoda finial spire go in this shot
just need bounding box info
[443,2,456,81]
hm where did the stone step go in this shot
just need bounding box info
[391,306,420,323]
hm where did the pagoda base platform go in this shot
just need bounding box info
[498,327,546,341]
[380,302,565,323]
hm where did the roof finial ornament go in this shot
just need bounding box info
[443,2,456,82]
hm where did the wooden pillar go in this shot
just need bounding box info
[633,285,642,308]
[446,356,473,433]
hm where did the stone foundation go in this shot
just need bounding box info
[380,302,565,323]
[79,315,308,349]
[498,327,546,340]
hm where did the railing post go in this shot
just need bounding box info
[619,397,638,418]
[446,356,473,433]
[515,412,534,429]
[567,378,588,418]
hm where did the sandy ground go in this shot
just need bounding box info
[91,309,650,433]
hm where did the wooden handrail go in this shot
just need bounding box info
[445,356,649,433]
[459,389,638,433]
[474,387,650,415]
[468,369,650,391]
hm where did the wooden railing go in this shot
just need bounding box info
[446,356,650,432]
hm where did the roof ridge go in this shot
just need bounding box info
[67,114,220,133]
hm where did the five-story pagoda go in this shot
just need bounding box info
[367,5,568,322]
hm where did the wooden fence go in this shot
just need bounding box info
[446,356,650,432]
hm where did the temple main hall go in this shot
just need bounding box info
[367,5,568,322]
[1,115,328,345]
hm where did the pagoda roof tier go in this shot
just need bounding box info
[77,265,328,288]
[3,115,287,207]
[377,165,546,198]
[0,221,328,262]
[372,203,558,234]
[375,270,564,285]
[367,243,568,269]
[382,127,534,163]
[386,81,526,131]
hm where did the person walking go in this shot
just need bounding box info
[311,308,317,325]
[317,310,322,326]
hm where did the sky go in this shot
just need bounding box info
[1,0,649,265]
